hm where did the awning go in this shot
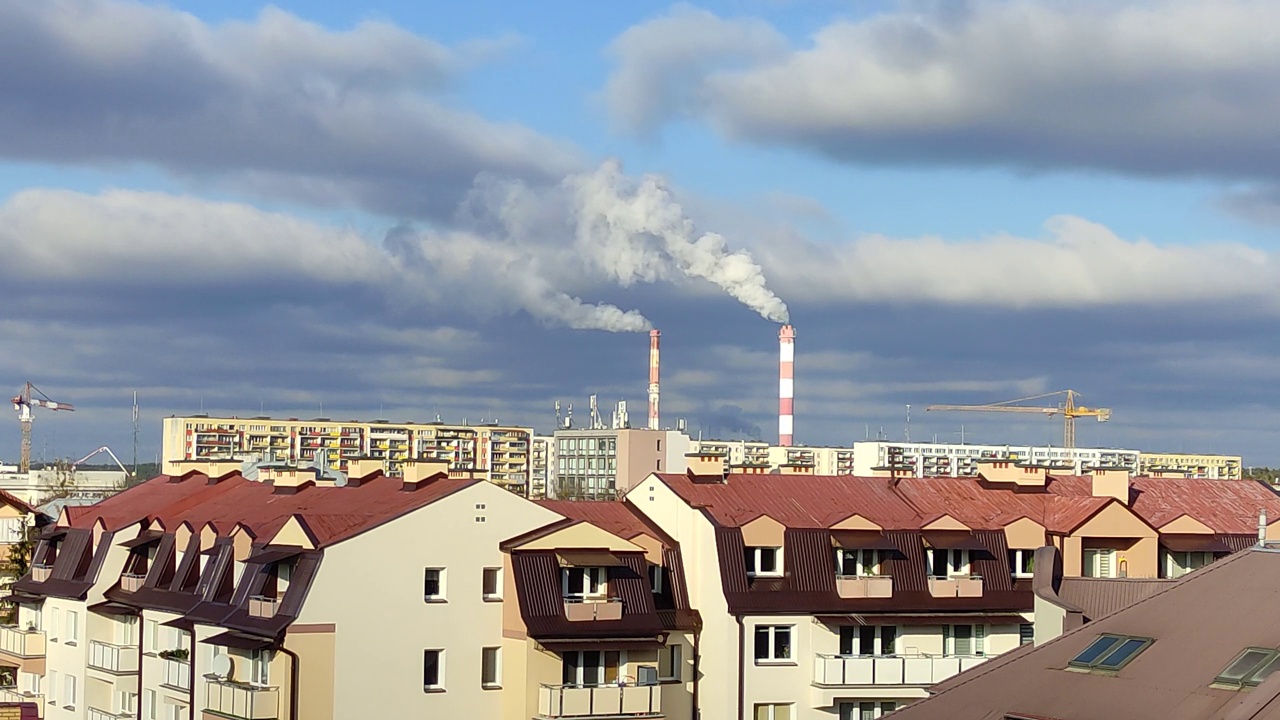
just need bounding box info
[89,601,138,615]
[205,631,275,650]
[248,546,306,565]
[556,550,625,568]
[538,638,666,652]
[830,531,898,550]
[1161,534,1232,553]
[816,613,1028,626]
[922,531,987,551]
[121,532,163,549]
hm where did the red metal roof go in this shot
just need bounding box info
[65,472,478,547]
[1047,475,1280,534]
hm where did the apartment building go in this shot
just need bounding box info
[1139,452,1243,480]
[550,429,689,500]
[161,416,533,494]
[0,458,563,720]
[622,457,1280,720]
[851,441,1141,477]
[501,500,698,720]
[529,437,554,500]
[0,470,125,508]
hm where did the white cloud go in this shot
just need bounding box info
[606,1,1280,178]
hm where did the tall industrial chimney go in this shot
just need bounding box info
[648,329,661,431]
[779,324,795,446]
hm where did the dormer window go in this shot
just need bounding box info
[745,547,782,577]
[836,549,881,577]
[561,567,607,600]
[648,565,665,594]
[928,549,969,580]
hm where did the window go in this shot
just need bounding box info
[1068,634,1153,671]
[839,702,897,720]
[659,643,682,681]
[144,619,159,654]
[836,549,881,577]
[745,547,781,577]
[423,649,444,691]
[144,689,156,720]
[1008,549,1035,578]
[944,625,985,656]
[1215,647,1280,688]
[482,568,502,600]
[424,568,446,601]
[562,650,622,686]
[65,610,78,644]
[649,565,665,594]
[250,649,272,686]
[63,673,76,709]
[840,626,896,656]
[117,690,138,715]
[118,615,137,645]
[753,704,792,720]
[49,608,59,641]
[928,549,969,579]
[561,567,607,599]
[1082,549,1117,578]
[1163,551,1213,579]
[481,647,501,688]
[1019,624,1034,646]
[754,626,793,663]
[46,670,56,706]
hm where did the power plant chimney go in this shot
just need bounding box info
[648,329,661,431]
[779,324,795,446]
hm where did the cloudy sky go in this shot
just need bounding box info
[3,0,1279,467]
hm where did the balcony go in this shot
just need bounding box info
[120,573,146,592]
[835,575,893,599]
[813,654,989,687]
[927,576,984,598]
[163,657,192,691]
[88,640,140,674]
[203,679,280,720]
[248,595,280,619]
[564,598,623,622]
[0,626,45,659]
[0,686,41,707]
[31,565,51,582]
[538,683,662,718]
[88,707,135,720]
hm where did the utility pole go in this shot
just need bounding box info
[132,391,139,479]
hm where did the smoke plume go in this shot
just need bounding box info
[568,160,791,323]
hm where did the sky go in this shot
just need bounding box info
[3,0,1280,467]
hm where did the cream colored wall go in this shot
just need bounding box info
[617,431,665,495]
[831,514,882,531]
[1158,515,1214,534]
[269,516,317,548]
[292,481,560,720]
[1004,518,1046,549]
[1060,535,1083,576]
[921,515,970,531]
[740,515,785,546]
[1072,502,1158,578]
[284,627,336,720]
[514,523,642,553]
[139,609,191,720]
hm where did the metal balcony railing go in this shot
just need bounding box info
[0,626,45,658]
[538,683,662,718]
[204,679,280,720]
[31,565,52,582]
[813,653,989,687]
[0,686,41,705]
[248,595,280,619]
[927,575,984,598]
[120,573,147,592]
[88,639,140,674]
[563,597,623,622]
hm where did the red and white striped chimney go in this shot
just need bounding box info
[648,329,661,430]
[779,324,795,446]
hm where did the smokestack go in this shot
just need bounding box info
[648,329,661,431]
[779,324,795,446]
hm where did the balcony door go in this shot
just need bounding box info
[562,650,623,686]
[840,625,897,656]
[561,567,607,601]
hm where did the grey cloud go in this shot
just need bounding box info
[0,0,583,218]
[1219,186,1280,226]
[606,1,1280,179]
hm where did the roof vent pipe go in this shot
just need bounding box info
[1259,508,1268,547]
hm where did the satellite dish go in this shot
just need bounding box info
[211,654,233,679]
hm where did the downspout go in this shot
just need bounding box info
[690,628,701,720]
[276,643,300,720]
[135,610,143,720]
[187,628,196,711]
[735,615,745,720]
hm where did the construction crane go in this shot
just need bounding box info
[11,383,74,474]
[926,389,1111,449]
[72,446,129,476]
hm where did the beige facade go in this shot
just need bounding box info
[550,429,689,499]
[1138,452,1242,479]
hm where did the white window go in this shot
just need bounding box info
[117,615,138,645]
[65,610,78,644]
[754,703,793,720]
[928,549,970,579]
[49,608,59,641]
[424,568,446,601]
[168,703,182,720]
[482,568,502,600]
[144,619,159,653]
[745,547,782,577]
[423,649,445,691]
[46,670,56,706]
[840,701,897,720]
[1008,549,1035,578]
[481,646,501,688]
[1164,551,1213,579]
[836,549,881,577]
[250,649,271,686]
[840,625,897,656]
[649,565,665,594]
[117,690,138,715]
[1019,624,1034,646]
[561,567,607,599]
[659,643,682,681]
[944,624,986,656]
[144,689,157,720]
[63,673,76,709]
[561,650,622,686]
[1083,548,1117,578]
[753,626,793,663]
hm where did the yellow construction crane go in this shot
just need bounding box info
[926,389,1110,449]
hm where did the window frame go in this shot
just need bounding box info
[424,568,446,602]
[1214,647,1280,688]
[745,547,783,578]
[753,625,794,664]
[840,625,897,657]
[1008,549,1035,579]
[928,548,970,580]
[835,549,881,578]
[423,649,445,692]
[561,567,608,600]
[658,643,682,681]
[943,624,986,657]
[753,703,794,720]
[481,567,502,601]
[1068,633,1153,671]
[648,564,665,594]
[562,649,624,687]
[481,646,502,689]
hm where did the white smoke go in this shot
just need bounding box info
[566,159,791,323]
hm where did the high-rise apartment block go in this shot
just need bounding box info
[549,429,689,500]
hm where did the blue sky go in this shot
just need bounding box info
[3,0,1280,466]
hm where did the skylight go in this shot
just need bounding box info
[1068,634,1153,672]
[1215,648,1280,688]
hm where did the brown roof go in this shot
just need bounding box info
[1047,476,1280,534]
[891,548,1280,720]
[1054,576,1177,623]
